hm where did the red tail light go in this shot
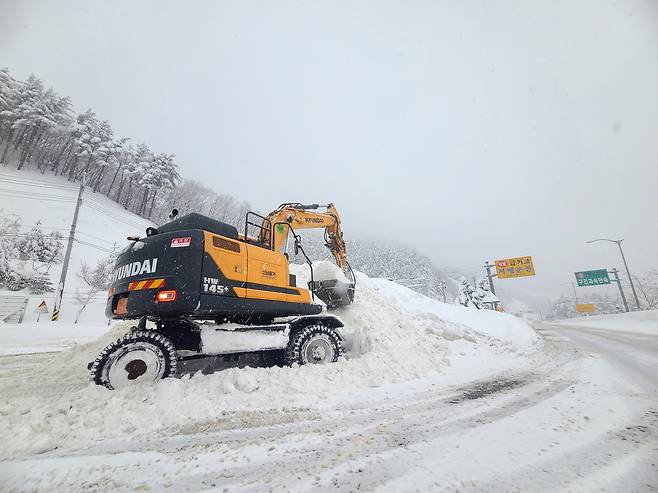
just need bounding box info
[155,290,177,302]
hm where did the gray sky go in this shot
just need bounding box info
[2,0,657,307]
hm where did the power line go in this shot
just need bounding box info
[81,200,150,230]
[73,238,117,254]
[0,193,75,203]
[77,230,119,246]
[0,178,79,191]
[0,172,78,182]
[4,224,118,247]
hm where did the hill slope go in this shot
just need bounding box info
[0,167,152,324]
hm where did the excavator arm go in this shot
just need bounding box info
[259,203,355,307]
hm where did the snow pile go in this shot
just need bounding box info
[311,260,349,282]
[552,309,658,335]
[0,267,538,458]
[292,262,537,349]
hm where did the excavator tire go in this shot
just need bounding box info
[90,330,177,390]
[285,324,343,366]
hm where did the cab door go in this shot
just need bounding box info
[245,244,289,302]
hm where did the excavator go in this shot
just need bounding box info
[90,203,356,389]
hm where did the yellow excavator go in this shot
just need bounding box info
[91,203,355,389]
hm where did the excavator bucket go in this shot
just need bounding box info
[308,279,355,308]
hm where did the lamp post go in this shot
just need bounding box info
[586,238,641,310]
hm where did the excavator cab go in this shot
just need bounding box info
[245,207,355,309]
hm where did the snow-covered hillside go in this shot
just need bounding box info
[0,266,538,459]
[0,168,152,324]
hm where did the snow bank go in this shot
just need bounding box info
[291,263,537,349]
[0,267,538,458]
[0,321,111,355]
[551,309,658,335]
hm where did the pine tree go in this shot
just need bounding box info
[455,277,483,309]
[438,279,448,303]
[0,214,21,284]
[5,270,27,291]
[18,222,64,272]
[26,274,54,294]
[474,277,498,309]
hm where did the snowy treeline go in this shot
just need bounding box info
[550,292,624,319]
[296,236,454,300]
[161,179,252,230]
[0,69,255,227]
[0,69,179,218]
[548,271,658,319]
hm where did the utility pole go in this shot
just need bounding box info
[484,261,496,295]
[52,174,85,321]
[587,238,641,310]
[608,268,629,313]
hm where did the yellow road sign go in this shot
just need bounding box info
[576,303,596,313]
[495,256,535,279]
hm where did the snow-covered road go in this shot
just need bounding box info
[1,321,656,492]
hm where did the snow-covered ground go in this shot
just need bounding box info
[2,313,657,491]
[0,321,111,356]
[551,309,658,335]
[0,269,539,460]
[0,168,153,325]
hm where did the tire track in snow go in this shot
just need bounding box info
[1,347,577,492]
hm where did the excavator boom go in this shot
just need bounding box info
[260,203,355,307]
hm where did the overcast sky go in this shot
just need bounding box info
[2,0,657,307]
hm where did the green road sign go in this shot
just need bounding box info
[575,269,611,287]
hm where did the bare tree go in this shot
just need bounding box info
[633,270,658,310]
[73,255,115,324]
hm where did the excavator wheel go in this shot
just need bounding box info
[90,330,177,390]
[285,324,343,366]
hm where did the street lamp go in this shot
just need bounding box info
[586,238,641,310]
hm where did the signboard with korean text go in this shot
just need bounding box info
[576,303,596,313]
[495,256,536,279]
[574,269,610,287]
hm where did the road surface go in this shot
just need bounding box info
[1,322,657,492]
